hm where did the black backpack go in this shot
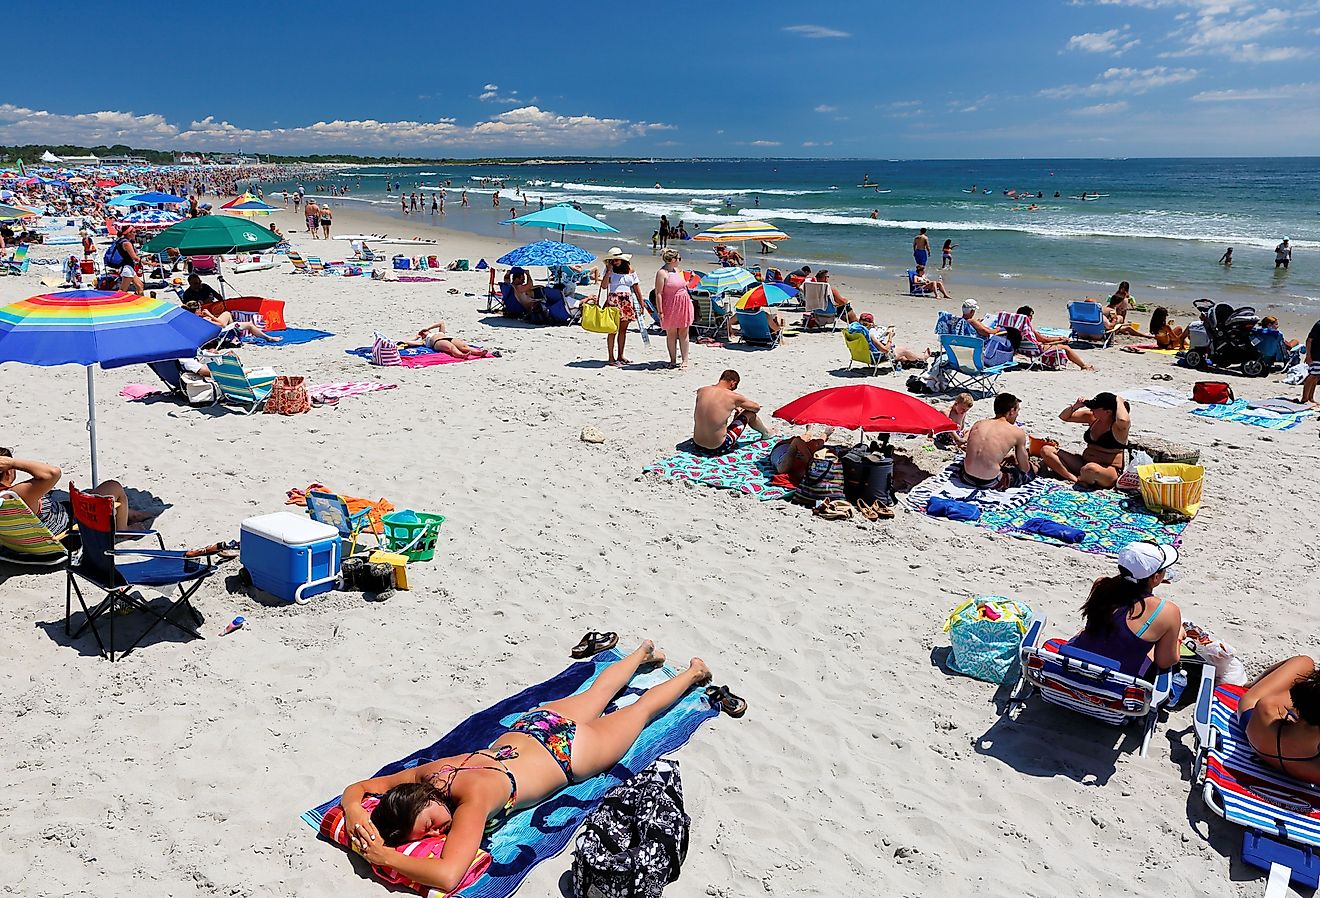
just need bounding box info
[571,759,689,898]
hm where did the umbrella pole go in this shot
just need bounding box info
[86,366,99,487]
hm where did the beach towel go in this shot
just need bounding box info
[904,461,1049,514]
[301,648,717,898]
[1121,386,1190,409]
[118,384,166,400]
[242,327,334,347]
[1190,398,1316,431]
[307,382,398,402]
[980,485,1187,557]
[1036,326,1072,339]
[394,275,445,283]
[345,346,495,368]
[286,484,394,531]
[643,438,793,501]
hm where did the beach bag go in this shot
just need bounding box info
[942,596,1034,684]
[370,332,401,367]
[792,452,845,506]
[1137,462,1204,518]
[1115,450,1153,492]
[1192,381,1233,404]
[581,300,622,334]
[103,239,128,269]
[179,370,219,406]
[571,758,688,898]
[921,355,951,393]
[263,375,311,415]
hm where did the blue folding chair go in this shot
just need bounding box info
[940,334,1012,395]
[908,269,933,296]
[735,309,781,348]
[65,485,214,662]
[1069,301,1113,347]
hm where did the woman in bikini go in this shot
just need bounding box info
[341,642,715,892]
[1038,392,1130,488]
[398,321,487,360]
[1239,657,1320,785]
[1148,307,1187,350]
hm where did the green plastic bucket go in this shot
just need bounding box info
[380,511,445,562]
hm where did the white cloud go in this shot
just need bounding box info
[482,83,498,91]
[813,104,837,113]
[782,24,850,38]
[1065,26,1140,54]
[478,84,522,103]
[747,139,782,146]
[1233,44,1310,62]
[1072,101,1131,114]
[0,103,673,153]
[1190,83,1318,101]
[801,140,834,147]
[1039,65,1198,98]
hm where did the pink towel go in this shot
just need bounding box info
[119,384,166,400]
[307,382,398,401]
[399,350,495,368]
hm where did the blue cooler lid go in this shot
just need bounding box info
[241,512,340,546]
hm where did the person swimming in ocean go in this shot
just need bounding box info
[1219,247,1233,267]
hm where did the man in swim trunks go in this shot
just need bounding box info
[958,393,1035,489]
[913,227,930,268]
[692,369,774,456]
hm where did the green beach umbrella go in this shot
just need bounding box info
[144,215,281,256]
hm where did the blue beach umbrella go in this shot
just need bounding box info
[109,183,146,193]
[697,267,757,294]
[0,290,220,484]
[108,191,185,207]
[496,240,596,268]
[117,209,185,229]
[501,203,619,240]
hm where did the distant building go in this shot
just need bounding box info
[99,155,150,165]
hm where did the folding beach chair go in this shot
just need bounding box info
[1191,678,1320,894]
[908,269,933,296]
[991,311,1067,371]
[540,287,577,325]
[305,490,377,555]
[188,255,219,276]
[485,269,504,314]
[1069,301,1113,347]
[3,245,30,276]
[802,281,839,330]
[0,491,71,566]
[65,485,214,662]
[1007,617,1172,758]
[735,309,780,348]
[940,334,1012,395]
[844,326,888,375]
[203,352,276,413]
[307,257,328,275]
[691,290,729,340]
[286,250,312,274]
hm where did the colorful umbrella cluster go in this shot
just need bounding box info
[220,192,279,216]
[693,219,790,243]
[696,267,757,294]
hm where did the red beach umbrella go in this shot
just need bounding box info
[773,385,956,436]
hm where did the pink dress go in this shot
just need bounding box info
[659,269,694,329]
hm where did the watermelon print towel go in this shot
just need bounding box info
[644,438,792,501]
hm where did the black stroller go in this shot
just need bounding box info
[1184,298,1267,377]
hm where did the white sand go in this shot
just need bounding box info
[3,202,1319,898]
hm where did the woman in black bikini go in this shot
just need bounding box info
[1239,656,1320,785]
[340,642,714,892]
[1038,392,1130,488]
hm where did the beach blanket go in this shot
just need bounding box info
[1036,326,1072,338]
[301,648,717,898]
[1121,386,1190,409]
[307,382,398,402]
[1191,398,1316,431]
[285,484,394,531]
[118,384,166,400]
[242,327,334,347]
[345,346,495,367]
[644,438,792,501]
[904,461,1050,514]
[394,275,445,283]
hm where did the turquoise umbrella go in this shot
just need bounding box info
[697,267,756,294]
[501,203,619,240]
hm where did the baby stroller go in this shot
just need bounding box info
[1184,298,1267,377]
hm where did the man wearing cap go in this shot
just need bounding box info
[1066,541,1182,676]
[1038,392,1131,488]
[958,392,1035,489]
[1276,238,1292,270]
[958,299,999,339]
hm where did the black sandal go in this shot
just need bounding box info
[570,630,618,659]
[705,684,748,718]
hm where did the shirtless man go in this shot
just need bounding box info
[692,369,774,456]
[958,393,1034,489]
[913,227,931,269]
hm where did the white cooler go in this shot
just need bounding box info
[239,512,341,604]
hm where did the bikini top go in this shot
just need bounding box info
[425,747,519,833]
[1084,425,1128,452]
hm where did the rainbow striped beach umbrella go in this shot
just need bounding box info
[0,290,220,483]
[220,192,279,216]
[696,267,757,294]
[692,219,790,243]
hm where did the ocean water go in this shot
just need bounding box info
[265,157,1320,309]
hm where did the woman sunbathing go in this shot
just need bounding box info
[1239,656,1320,785]
[0,447,151,533]
[183,299,282,343]
[341,642,718,892]
[398,321,486,360]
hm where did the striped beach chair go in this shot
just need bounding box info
[203,352,276,414]
[0,490,71,566]
[286,250,312,274]
[1192,680,1320,893]
[1007,617,1172,758]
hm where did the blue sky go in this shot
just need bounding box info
[4,0,1318,158]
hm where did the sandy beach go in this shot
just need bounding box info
[3,199,1319,898]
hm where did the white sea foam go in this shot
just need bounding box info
[548,181,829,197]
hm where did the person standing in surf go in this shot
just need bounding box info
[658,215,669,250]
[913,228,931,269]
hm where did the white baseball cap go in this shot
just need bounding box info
[1118,541,1180,582]
[961,299,979,312]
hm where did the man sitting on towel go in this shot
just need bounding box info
[692,369,774,456]
[958,393,1036,489]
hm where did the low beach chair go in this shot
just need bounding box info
[1069,301,1113,347]
[1191,678,1320,894]
[908,269,933,296]
[735,309,780,348]
[991,311,1067,370]
[305,490,376,555]
[940,334,1012,395]
[1007,617,1172,758]
[307,257,328,275]
[500,282,534,319]
[844,326,887,375]
[802,280,839,330]
[204,352,276,413]
[286,250,311,274]
[0,491,71,566]
[3,245,30,276]
[691,290,729,340]
[65,485,213,662]
[540,287,577,325]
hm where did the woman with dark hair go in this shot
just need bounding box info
[597,248,643,366]
[1239,657,1320,785]
[1038,392,1131,488]
[1066,541,1183,676]
[1148,306,1188,350]
[1013,305,1096,371]
[1104,281,1144,336]
[339,642,714,892]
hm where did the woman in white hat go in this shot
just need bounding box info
[1065,541,1183,676]
[597,247,642,366]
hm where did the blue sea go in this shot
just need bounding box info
[266,157,1320,310]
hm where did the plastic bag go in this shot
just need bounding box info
[1116,450,1153,492]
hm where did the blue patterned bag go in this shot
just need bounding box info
[942,596,1034,684]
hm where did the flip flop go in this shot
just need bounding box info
[570,630,618,659]
[705,685,748,718]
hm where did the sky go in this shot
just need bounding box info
[5,0,1319,159]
